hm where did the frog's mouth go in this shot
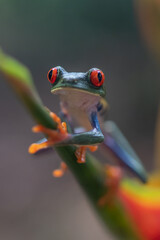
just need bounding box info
[51,85,106,98]
[51,86,99,96]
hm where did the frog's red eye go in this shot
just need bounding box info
[90,69,105,87]
[47,68,58,84]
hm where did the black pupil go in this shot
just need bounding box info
[98,72,102,82]
[48,70,53,80]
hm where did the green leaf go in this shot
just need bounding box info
[0,48,33,87]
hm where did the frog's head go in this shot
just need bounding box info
[47,66,106,98]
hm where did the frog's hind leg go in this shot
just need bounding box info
[75,146,86,163]
[29,138,55,154]
[101,121,147,183]
[75,145,98,163]
[29,137,54,154]
[52,162,68,178]
[98,165,122,206]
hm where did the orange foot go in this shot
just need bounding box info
[98,165,122,206]
[52,162,68,178]
[28,112,68,154]
[75,145,98,163]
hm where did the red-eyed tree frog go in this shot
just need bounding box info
[29,66,147,183]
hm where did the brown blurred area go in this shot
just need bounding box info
[0,0,159,239]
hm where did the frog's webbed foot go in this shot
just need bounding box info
[52,146,97,177]
[98,165,122,206]
[29,112,68,154]
[52,162,68,178]
[75,145,98,163]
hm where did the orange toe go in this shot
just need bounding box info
[88,146,98,152]
[50,112,67,134]
[52,162,68,178]
[75,145,98,164]
[28,143,40,154]
[50,112,61,124]
[52,169,64,178]
[32,125,44,133]
[75,147,86,163]
[28,140,54,154]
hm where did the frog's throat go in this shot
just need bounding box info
[51,87,108,112]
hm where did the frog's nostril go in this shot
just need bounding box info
[72,79,78,83]
[64,78,77,83]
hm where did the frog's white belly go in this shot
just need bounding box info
[55,88,101,131]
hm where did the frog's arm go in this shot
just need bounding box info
[101,121,147,183]
[32,109,74,153]
[29,110,104,154]
[59,111,104,145]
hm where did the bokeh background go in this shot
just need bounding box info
[0,1,159,240]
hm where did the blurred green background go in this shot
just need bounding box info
[0,0,159,240]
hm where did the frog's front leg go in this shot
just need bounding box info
[61,112,104,145]
[29,111,103,163]
[63,111,103,163]
[29,112,68,154]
